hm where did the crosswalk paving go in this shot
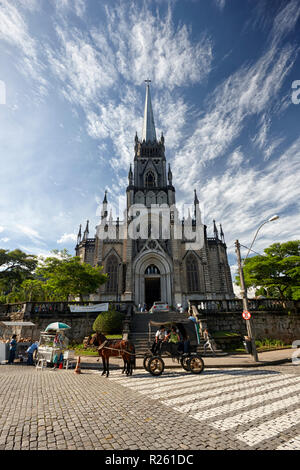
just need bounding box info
[108,368,300,449]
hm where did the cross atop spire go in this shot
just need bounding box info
[142,80,157,143]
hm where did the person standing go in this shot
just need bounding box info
[203,328,216,355]
[26,341,39,366]
[8,334,17,364]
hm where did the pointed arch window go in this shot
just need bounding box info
[145,265,160,275]
[186,254,200,292]
[145,170,156,188]
[106,255,118,293]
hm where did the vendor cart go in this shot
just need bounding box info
[37,330,75,369]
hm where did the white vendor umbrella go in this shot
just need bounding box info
[45,322,71,332]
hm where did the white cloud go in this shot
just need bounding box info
[0,1,47,90]
[0,237,10,243]
[0,1,36,58]
[15,224,44,243]
[214,0,226,11]
[227,147,244,168]
[105,2,213,90]
[55,0,86,18]
[196,137,300,260]
[0,227,4,233]
[271,0,300,46]
[57,233,77,244]
[47,26,117,108]
[173,38,297,192]
[252,114,284,160]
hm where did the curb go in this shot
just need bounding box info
[79,357,292,370]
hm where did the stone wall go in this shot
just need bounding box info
[0,302,133,343]
[197,311,300,344]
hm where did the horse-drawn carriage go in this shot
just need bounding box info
[143,320,205,376]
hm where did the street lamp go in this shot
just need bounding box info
[243,215,279,264]
[235,215,280,362]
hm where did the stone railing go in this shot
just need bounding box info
[189,298,299,314]
[0,300,133,317]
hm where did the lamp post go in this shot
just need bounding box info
[235,215,279,362]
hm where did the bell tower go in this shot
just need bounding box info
[127,81,175,209]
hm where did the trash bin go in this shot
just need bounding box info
[243,337,252,354]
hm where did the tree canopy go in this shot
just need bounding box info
[236,240,300,300]
[36,250,108,301]
[0,248,108,303]
[0,249,38,299]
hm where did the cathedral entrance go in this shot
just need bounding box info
[144,264,161,308]
[134,254,173,308]
[145,277,161,308]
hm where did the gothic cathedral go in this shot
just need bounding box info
[76,83,234,308]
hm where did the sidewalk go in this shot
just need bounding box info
[77,348,295,370]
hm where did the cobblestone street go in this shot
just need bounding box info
[0,364,299,451]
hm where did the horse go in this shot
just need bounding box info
[84,332,135,377]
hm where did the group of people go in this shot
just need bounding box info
[7,332,66,367]
[151,325,190,355]
[151,323,216,356]
[8,335,39,365]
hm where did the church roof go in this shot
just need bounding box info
[142,81,157,143]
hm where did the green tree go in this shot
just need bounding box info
[0,249,38,298]
[236,240,300,300]
[93,307,124,334]
[36,250,108,301]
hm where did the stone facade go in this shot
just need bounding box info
[76,84,234,309]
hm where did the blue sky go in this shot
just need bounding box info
[0,0,300,283]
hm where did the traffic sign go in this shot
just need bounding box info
[242,310,251,320]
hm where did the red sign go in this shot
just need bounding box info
[242,310,251,320]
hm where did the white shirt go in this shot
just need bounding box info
[155,330,167,341]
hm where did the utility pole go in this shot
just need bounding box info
[235,239,259,362]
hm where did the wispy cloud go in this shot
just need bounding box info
[57,233,77,244]
[0,0,47,92]
[198,136,300,255]
[214,0,226,11]
[172,1,299,193]
[15,224,44,244]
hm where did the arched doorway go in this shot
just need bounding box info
[133,252,173,308]
[144,264,161,307]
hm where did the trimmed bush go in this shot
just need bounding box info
[93,307,124,334]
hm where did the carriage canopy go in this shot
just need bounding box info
[147,319,199,345]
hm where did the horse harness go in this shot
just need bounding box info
[98,339,135,357]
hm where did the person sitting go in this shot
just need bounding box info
[151,326,167,354]
[165,326,180,355]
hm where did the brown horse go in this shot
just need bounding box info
[85,332,135,377]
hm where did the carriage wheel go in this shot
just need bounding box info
[143,354,153,372]
[180,355,190,371]
[187,355,204,374]
[148,356,164,376]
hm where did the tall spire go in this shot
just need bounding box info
[213,220,219,239]
[77,224,82,245]
[83,220,89,241]
[142,79,157,142]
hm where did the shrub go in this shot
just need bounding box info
[93,307,124,334]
